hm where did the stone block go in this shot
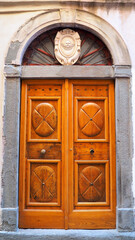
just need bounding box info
[0,208,17,231]
[117,208,135,232]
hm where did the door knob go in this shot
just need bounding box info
[41,149,46,154]
[90,149,94,154]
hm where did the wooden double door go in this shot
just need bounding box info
[19,79,116,229]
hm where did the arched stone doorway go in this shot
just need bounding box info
[19,27,115,229]
[3,9,133,231]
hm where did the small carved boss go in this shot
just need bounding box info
[54,29,81,65]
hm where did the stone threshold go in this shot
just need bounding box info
[0,229,135,240]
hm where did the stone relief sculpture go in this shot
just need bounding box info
[54,29,81,65]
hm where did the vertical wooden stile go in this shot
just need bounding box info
[64,79,69,229]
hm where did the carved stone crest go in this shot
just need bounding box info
[54,29,81,65]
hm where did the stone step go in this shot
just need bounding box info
[0,229,135,240]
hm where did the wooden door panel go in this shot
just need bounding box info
[19,80,65,228]
[28,96,61,142]
[73,85,108,97]
[26,160,60,207]
[27,143,61,159]
[67,210,116,229]
[74,142,109,160]
[75,97,108,141]
[68,80,116,229]
[74,160,109,207]
[27,84,62,96]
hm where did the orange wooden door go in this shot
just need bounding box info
[19,79,116,229]
[68,80,116,229]
[19,80,66,228]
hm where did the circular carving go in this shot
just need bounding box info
[32,103,57,137]
[79,103,104,137]
[54,29,81,65]
[79,166,103,202]
[31,166,56,202]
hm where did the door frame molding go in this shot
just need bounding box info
[3,9,134,231]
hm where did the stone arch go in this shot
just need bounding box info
[3,8,134,233]
[5,9,131,66]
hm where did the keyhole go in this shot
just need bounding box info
[90,149,94,154]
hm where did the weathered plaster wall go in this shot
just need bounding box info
[95,6,135,204]
[0,11,42,208]
[0,2,135,228]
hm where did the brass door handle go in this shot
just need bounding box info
[41,149,46,154]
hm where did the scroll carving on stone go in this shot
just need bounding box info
[54,29,81,65]
[79,103,104,137]
[32,103,57,137]
[31,166,56,202]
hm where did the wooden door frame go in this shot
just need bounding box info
[2,9,134,232]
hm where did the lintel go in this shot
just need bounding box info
[4,65,132,79]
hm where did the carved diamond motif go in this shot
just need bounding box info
[31,166,56,202]
[32,103,57,137]
[79,103,104,137]
[79,166,103,202]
